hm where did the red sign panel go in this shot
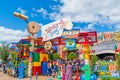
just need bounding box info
[51,37,60,45]
[78,31,97,44]
[77,32,86,43]
[86,31,97,43]
[36,37,44,46]
[59,38,66,45]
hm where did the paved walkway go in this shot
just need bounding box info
[0,71,102,80]
[0,71,56,80]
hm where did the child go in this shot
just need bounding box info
[47,63,52,76]
[52,61,58,78]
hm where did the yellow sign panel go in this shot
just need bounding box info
[114,32,120,41]
[84,54,89,59]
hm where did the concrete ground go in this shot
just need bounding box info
[0,71,102,80]
[0,71,57,80]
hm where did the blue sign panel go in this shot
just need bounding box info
[101,66,107,72]
[66,39,76,50]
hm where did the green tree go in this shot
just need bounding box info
[0,46,9,64]
[24,59,29,66]
[53,53,60,60]
[48,53,54,61]
[118,52,120,70]
[11,51,18,66]
[67,52,76,60]
[91,55,98,66]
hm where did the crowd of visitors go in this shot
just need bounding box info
[46,58,85,80]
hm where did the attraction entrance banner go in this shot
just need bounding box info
[41,17,73,41]
[62,29,80,38]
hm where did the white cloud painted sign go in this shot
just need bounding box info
[41,17,73,41]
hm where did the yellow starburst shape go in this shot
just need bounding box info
[64,21,73,30]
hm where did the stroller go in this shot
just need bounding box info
[2,64,6,73]
[12,67,18,77]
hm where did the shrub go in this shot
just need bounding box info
[117,53,120,70]
[98,60,116,67]
[0,46,9,64]
[11,51,17,66]
[98,60,116,71]
[53,53,60,60]
[48,53,54,61]
[101,77,120,80]
[24,59,29,67]
[67,52,76,60]
[91,55,98,66]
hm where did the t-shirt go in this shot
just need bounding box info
[0,59,2,65]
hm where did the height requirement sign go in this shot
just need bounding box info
[41,17,73,41]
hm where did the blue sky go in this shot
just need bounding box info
[0,0,120,42]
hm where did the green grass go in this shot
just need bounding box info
[101,77,120,80]
[98,60,116,67]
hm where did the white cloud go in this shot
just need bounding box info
[80,23,95,32]
[17,7,28,15]
[0,26,29,42]
[49,5,61,11]
[39,23,43,27]
[114,24,120,31]
[49,12,63,20]
[86,23,95,31]
[32,8,36,11]
[37,8,48,18]
[59,0,120,23]
[109,15,120,24]
[31,13,38,18]
[0,43,2,47]
[42,0,119,31]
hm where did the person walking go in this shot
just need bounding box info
[65,61,73,80]
[0,59,2,71]
[95,61,99,71]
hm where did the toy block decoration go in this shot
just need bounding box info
[32,53,40,62]
[40,53,48,62]
[32,66,42,76]
[32,62,41,66]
